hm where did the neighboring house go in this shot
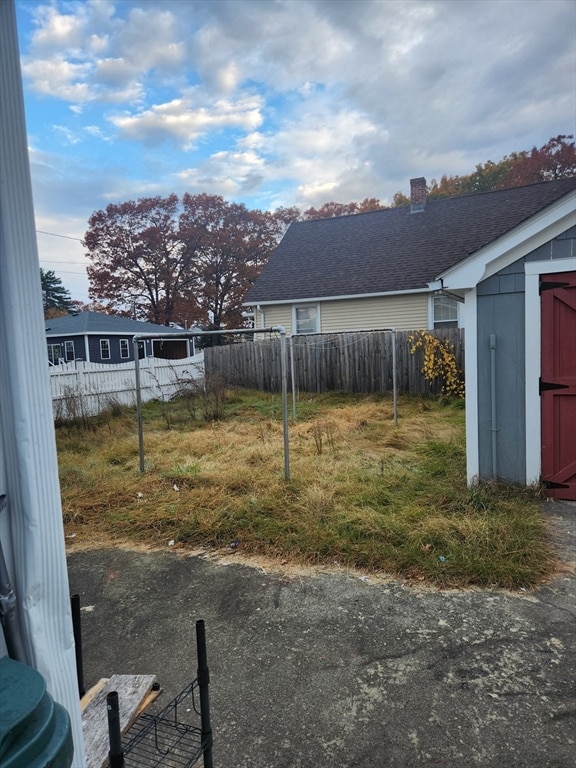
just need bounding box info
[246,177,576,499]
[245,177,576,336]
[45,311,197,365]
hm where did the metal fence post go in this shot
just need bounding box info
[196,620,213,768]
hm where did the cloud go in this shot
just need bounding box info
[17,0,576,257]
[22,0,186,105]
[17,0,575,305]
[84,125,110,140]
[110,92,264,148]
[52,124,82,145]
[22,56,93,101]
[177,148,266,197]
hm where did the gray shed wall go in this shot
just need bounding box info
[476,225,575,484]
[477,261,526,482]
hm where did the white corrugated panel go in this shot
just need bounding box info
[0,3,86,765]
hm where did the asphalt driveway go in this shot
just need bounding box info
[67,501,575,768]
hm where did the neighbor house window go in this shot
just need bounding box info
[120,338,130,358]
[433,296,458,329]
[100,339,111,359]
[47,343,61,365]
[64,340,74,361]
[294,304,319,334]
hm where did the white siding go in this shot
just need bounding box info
[255,305,293,334]
[255,293,429,335]
[320,294,429,331]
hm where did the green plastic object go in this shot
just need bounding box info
[0,656,74,768]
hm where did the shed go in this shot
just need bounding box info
[438,186,576,499]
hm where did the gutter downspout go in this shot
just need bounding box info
[490,334,498,478]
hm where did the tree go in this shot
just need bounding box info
[84,195,203,327]
[393,135,575,203]
[303,197,386,219]
[178,194,283,331]
[85,194,285,332]
[40,269,72,318]
[498,135,576,187]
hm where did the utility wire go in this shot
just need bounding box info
[36,229,83,242]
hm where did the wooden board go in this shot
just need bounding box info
[81,674,159,768]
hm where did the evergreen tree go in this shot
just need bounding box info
[40,269,73,317]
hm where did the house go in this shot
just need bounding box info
[45,311,197,365]
[246,177,576,499]
[245,177,576,336]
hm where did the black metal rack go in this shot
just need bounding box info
[108,620,214,768]
[122,681,206,767]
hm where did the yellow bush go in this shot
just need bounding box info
[408,331,465,398]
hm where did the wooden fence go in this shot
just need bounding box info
[49,353,205,419]
[204,329,464,395]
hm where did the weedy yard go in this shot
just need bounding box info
[56,389,553,589]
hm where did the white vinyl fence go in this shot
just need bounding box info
[49,353,205,420]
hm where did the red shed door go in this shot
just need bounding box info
[541,271,576,500]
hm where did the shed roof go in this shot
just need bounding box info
[246,178,576,304]
[45,311,189,337]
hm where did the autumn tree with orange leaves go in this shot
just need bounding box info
[84,194,284,329]
[394,135,575,204]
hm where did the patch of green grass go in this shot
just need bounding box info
[56,389,554,589]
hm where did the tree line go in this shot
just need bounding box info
[66,134,574,329]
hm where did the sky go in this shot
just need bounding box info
[14,0,576,303]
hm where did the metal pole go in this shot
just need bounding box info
[132,326,290,476]
[133,339,145,472]
[106,691,125,768]
[391,329,398,426]
[196,620,213,768]
[290,335,297,421]
[279,328,291,480]
[70,594,85,698]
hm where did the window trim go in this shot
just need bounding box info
[119,338,130,359]
[292,303,320,335]
[64,340,74,362]
[47,343,61,365]
[100,338,111,360]
[431,294,459,329]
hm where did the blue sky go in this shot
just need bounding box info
[15,0,576,302]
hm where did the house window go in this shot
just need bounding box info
[433,296,458,329]
[64,340,74,361]
[120,339,130,359]
[294,305,319,335]
[100,339,111,360]
[47,343,61,365]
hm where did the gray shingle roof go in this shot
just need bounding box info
[246,178,576,304]
[45,312,188,337]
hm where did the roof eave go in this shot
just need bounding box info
[439,190,576,290]
[243,286,433,307]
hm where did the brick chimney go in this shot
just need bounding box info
[410,177,427,213]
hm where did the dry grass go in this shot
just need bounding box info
[56,390,554,588]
